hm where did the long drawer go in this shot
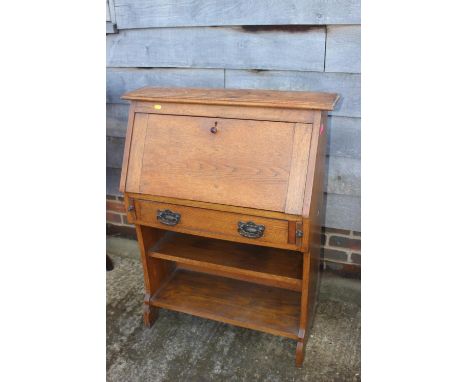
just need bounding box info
[128,199,302,250]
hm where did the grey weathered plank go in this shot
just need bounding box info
[113,0,360,29]
[107,27,326,71]
[106,68,224,104]
[328,116,360,159]
[325,157,360,196]
[326,26,361,73]
[106,1,111,22]
[225,70,360,117]
[324,193,360,231]
[107,103,129,137]
[106,21,117,34]
[107,136,125,168]
[108,0,117,24]
[107,167,122,196]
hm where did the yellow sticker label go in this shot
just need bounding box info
[154,104,162,110]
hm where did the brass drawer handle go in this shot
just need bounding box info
[157,209,181,226]
[237,221,265,239]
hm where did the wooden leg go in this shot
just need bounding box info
[143,303,159,328]
[143,292,159,327]
[136,226,173,328]
[295,341,305,367]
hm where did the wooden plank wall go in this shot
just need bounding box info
[106,0,361,231]
[106,0,117,34]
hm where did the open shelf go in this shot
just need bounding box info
[148,232,303,291]
[151,269,301,339]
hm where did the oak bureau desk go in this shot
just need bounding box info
[119,87,339,367]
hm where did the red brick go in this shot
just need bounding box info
[324,260,360,278]
[106,223,137,240]
[106,212,122,224]
[351,253,361,265]
[107,200,126,213]
[326,262,344,271]
[329,235,361,251]
[323,248,347,262]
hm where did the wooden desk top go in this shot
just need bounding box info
[122,87,339,110]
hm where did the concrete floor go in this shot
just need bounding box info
[106,237,361,382]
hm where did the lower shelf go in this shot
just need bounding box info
[151,269,301,340]
[149,232,303,291]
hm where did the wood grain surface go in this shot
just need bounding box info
[151,269,301,340]
[114,0,360,29]
[285,123,313,214]
[135,114,296,212]
[122,87,339,111]
[119,87,336,366]
[124,112,147,192]
[325,25,361,73]
[107,27,326,71]
[149,231,303,291]
[134,199,297,250]
[225,70,359,118]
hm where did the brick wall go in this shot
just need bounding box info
[321,228,360,275]
[106,195,138,239]
[107,195,361,275]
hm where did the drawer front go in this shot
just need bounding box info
[133,199,300,249]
